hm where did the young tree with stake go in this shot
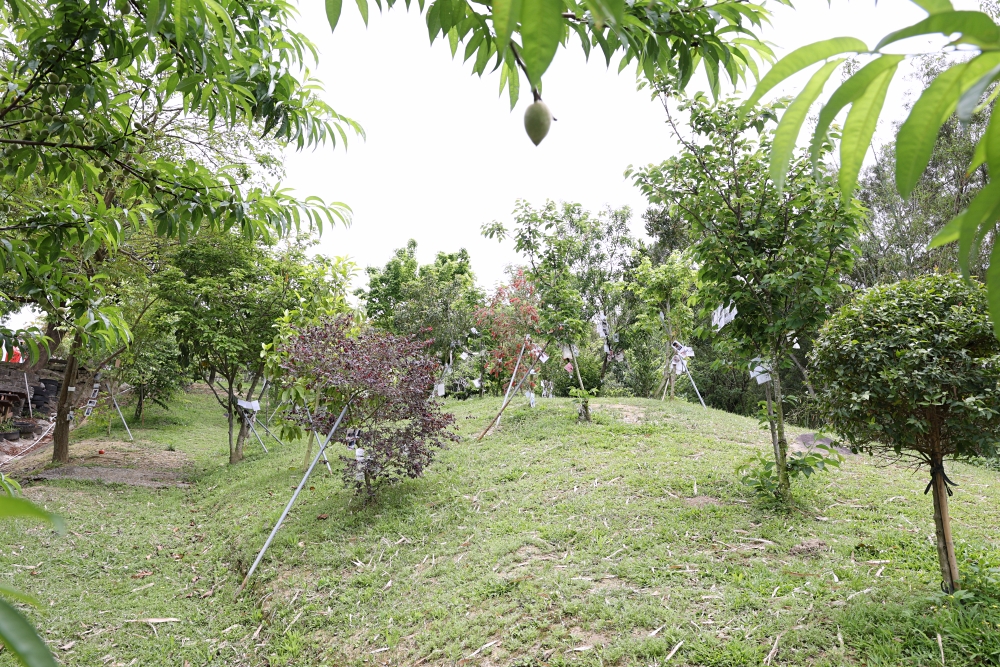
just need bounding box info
[629,95,862,501]
[812,274,1000,593]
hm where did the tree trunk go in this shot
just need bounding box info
[569,344,591,422]
[52,338,82,464]
[769,364,791,502]
[930,456,961,593]
[235,418,250,459]
[134,385,145,422]
[227,383,242,464]
[667,300,675,400]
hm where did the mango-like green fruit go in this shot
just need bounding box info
[524,102,551,146]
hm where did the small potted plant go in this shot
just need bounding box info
[0,419,19,441]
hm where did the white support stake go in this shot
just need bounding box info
[111,392,133,441]
[238,400,352,594]
[23,373,32,418]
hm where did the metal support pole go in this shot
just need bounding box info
[684,366,706,408]
[256,421,288,448]
[23,373,32,418]
[304,405,334,474]
[243,411,268,454]
[498,338,528,427]
[111,392,133,441]
[238,401,351,594]
[266,400,284,427]
[477,342,549,441]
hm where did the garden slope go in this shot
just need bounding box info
[2,391,1000,666]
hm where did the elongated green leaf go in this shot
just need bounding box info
[876,11,1000,50]
[601,0,624,27]
[930,211,964,248]
[957,63,1000,122]
[984,102,1000,177]
[969,134,988,174]
[987,238,1000,339]
[839,67,894,198]
[0,598,57,667]
[896,53,1000,198]
[910,0,954,13]
[519,0,564,87]
[739,37,867,118]
[959,183,1000,276]
[0,497,63,532]
[146,0,162,33]
[492,0,523,55]
[770,59,843,191]
[355,0,368,26]
[326,0,343,32]
[809,55,903,163]
[173,0,185,43]
[0,582,39,608]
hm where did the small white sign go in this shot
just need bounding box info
[436,383,445,397]
[460,351,469,361]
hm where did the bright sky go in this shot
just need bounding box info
[282,0,978,292]
[0,0,980,331]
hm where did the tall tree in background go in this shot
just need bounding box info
[159,234,352,463]
[361,240,483,369]
[745,0,1000,337]
[630,96,863,501]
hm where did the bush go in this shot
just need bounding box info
[275,316,458,495]
[812,273,1000,592]
[548,350,602,397]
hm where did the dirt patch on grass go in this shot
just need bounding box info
[684,495,721,508]
[599,403,647,424]
[5,438,191,488]
[789,539,827,556]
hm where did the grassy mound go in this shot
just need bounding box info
[2,390,1000,666]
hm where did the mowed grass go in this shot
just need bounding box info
[2,390,1000,666]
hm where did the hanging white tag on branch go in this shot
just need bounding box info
[748,357,771,384]
[712,303,738,331]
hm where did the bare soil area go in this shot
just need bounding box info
[3,437,192,488]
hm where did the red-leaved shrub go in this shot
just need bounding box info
[277,316,457,495]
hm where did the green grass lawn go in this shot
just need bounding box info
[3,390,1000,666]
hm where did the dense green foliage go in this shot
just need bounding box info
[158,234,352,463]
[359,240,483,367]
[326,0,777,113]
[813,273,1000,463]
[0,0,355,357]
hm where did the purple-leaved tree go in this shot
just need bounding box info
[276,316,458,496]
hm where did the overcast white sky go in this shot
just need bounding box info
[0,0,980,331]
[283,0,978,292]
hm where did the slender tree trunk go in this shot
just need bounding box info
[569,344,591,422]
[667,300,676,400]
[769,364,791,502]
[52,338,82,464]
[788,353,816,398]
[227,381,242,464]
[930,454,960,593]
[234,372,260,459]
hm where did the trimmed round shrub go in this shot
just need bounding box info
[812,273,1000,592]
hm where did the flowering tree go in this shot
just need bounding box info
[274,316,457,495]
[474,270,541,394]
